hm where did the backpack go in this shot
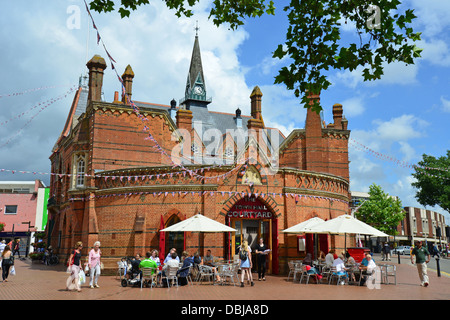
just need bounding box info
[239,248,248,261]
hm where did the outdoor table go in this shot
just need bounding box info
[347,268,362,285]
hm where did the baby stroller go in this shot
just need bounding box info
[120,257,142,287]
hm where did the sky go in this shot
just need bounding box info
[0,0,449,221]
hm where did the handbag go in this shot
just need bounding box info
[2,256,14,266]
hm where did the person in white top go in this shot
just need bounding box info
[325,250,335,267]
[359,254,377,286]
[332,255,347,273]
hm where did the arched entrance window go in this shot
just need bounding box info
[164,214,185,260]
[226,196,278,274]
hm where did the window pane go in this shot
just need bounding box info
[5,205,18,214]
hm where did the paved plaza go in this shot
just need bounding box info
[1,254,449,303]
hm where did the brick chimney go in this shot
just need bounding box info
[305,91,325,172]
[86,55,107,103]
[250,86,263,120]
[122,65,135,104]
[333,103,343,129]
[176,108,193,132]
[248,86,265,132]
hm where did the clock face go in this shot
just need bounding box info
[194,85,203,95]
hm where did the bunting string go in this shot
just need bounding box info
[0,85,77,127]
[0,86,77,148]
[349,138,450,180]
[0,84,75,99]
[68,189,349,204]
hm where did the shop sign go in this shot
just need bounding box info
[227,197,273,219]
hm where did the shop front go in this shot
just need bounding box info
[226,196,278,274]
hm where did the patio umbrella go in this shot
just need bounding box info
[281,217,325,233]
[303,214,388,237]
[160,214,236,233]
[303,214,389,252]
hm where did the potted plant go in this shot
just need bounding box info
[0,222,5,232]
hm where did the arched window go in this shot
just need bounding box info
[76,158,85,187]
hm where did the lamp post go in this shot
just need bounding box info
[22,221,34,258]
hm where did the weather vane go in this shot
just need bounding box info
[194,20,199,36]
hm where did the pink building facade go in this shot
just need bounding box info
[0,180,49,255]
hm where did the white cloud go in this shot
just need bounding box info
[440,96,450,113]
[340,96,365,117]
[373,114,428,142]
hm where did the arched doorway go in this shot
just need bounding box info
[226,196,278,274]
[164,214,185,259]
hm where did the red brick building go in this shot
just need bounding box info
[47,35,351,274]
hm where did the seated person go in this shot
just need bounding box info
[302,253,322,281]
[203,250,215,267]
[178,251,194,286]
[128,253,142,280]
[161,252,180,286]
[164,248,180,263]
[317,251,326,263]
[139,251,158,273]
[359,254,377,286]
[325,250,335,267]
[139,251,158,285]
[332,254,348,284]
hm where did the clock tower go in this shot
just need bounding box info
[181,28,211,109]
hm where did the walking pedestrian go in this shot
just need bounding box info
[88,241,102,289]
[67,241,83,292]
[255,238,269,281]
[238,240,254,287]
[411,240,431,287]
[1,246,13,282]
[12,239,21,259]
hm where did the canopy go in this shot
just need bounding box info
[303,214,388,237]
[281,217,325,233]
[160,214,236,233]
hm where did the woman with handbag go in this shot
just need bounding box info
[88,241,102,289]
[1,245,13,282]
[67,241,83,292]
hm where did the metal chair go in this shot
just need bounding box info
[197,265,214,284]
[328,266,348,285]
[299,265,320,284]
[384,265,397,285]
[161,266,179,288]
[320,265,331,283]
[141,267,157,289]
[221,263,239,286]
[292,262,303,283]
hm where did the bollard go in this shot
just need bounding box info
[436,257,441,277]
[398,252,401,264]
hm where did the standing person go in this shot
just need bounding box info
[67,242,83,292]
[382,243,391,261]
[238,240,254,287]
[12,239,21,259]
[1,246,13,282]
[88,241,102,289]
[411,241,431,287]
[255,238,269,281]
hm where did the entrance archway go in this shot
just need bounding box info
[226,196,278,274]
[164,214,185,259]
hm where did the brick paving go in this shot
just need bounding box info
[1,256,449,301]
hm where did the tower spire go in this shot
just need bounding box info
[182,22,211,109]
